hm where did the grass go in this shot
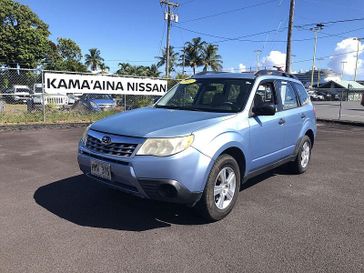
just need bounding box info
[0,104,120,125]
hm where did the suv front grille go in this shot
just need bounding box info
[86,135,137,157]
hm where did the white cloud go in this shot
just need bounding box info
[328,38,364,77]
[239,64,247,72]
[262,50,286,70]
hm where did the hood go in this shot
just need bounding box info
[91,107,235,138]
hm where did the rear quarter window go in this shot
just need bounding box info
[293,82,310,106]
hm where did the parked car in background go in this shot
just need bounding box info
[78,70,317,221]
[4,85,31,103]
[27,83,70,112]
[308,90,324,101]
[72,94,116,112]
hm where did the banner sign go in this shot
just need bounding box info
[44,72,167,96]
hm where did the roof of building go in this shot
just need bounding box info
[320,79,364,89]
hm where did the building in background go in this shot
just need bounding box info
[293,69,338,87]
[314,79,364,101]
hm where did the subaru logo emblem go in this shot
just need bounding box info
[101,136,111,144]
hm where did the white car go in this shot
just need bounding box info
[4,85,31,103]
[307,90,324,101]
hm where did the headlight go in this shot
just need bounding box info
[136,135,194,156]
[81,124,91,144]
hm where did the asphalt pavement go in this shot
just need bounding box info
[0,124,363,273]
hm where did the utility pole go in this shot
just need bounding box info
[160,0,179,78]
[254,49,262,71]
[182,46,186,74]
[285,0,295,73]
[310,23,324,88]
[353,37,363,81]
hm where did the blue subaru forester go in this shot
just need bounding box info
[78,70,317,221]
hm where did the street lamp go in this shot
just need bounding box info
[353,37,363,81]
[341,61,347,80]
[254,50,262,71]
[310,23,324,88]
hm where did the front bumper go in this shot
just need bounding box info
[78,142,212,206]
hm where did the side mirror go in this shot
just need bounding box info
[252,102,276,116]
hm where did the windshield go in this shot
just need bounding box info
[85,94,113,100]
[155,78,254,113]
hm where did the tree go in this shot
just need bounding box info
[201,44,223,72]
[0,0,50,68]
[44,38,87,72]
[57,38,82,62]
[116,62,133,75]
[182,37,206,74]
[156,46,179,75]
[99,63,110,75]
[148,64,161,77]
[116,63,161,77]
[85,48,104,71]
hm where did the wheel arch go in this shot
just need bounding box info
[305,129,315,146]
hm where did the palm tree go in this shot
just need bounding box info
[156,46,179,75]
[116,62,132,75]
[85,48,104,71]
[182,37,206,74]
[99,63,109,75]
[148,64,161,77]
[201,44,223,72]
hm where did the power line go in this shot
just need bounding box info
[179,0,278,24]
[174,22,364,45]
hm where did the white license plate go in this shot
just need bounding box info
[91,160,111,180]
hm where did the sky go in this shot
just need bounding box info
[17,0,364,79]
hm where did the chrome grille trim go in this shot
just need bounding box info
[86,135,138,157]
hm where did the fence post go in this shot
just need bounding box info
[124,94,126,111]
[41,70,46,123]
[338,88,344,120]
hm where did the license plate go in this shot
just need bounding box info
[91,160,111,180]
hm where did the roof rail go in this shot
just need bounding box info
[255,69,298,79]
[194,71,228,76]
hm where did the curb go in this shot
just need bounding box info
[317,118,364,127]
[0,122,90,131]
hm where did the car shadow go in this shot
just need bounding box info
[34,166,292,231]
[34,175,208,232]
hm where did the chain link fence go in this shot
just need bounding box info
[0,68,180,125]
[1,68,363,124]
[309,87,364,123]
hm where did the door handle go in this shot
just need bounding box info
[301,113,306,119]
[278,118,286,125]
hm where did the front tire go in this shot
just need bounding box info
[196,154,240,221]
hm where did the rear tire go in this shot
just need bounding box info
[289,135,312,174]
[196,154,240,221]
